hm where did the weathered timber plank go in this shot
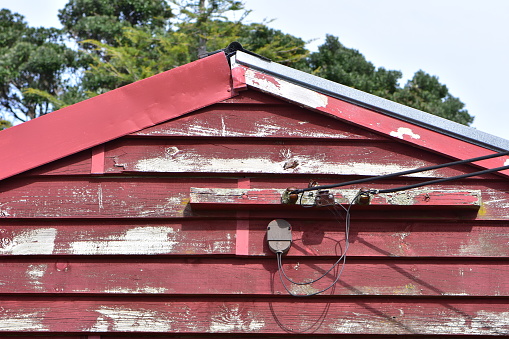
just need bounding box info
[20,149,92,176]
[0,180,507,219]
[0,221,235,256]
[0,258,507,297]
[0,221,508,257]
[104,138,488,178]
[131,104,386,139]
[190,188,481,209]
[0,178,237,219]
[0,298,507,335]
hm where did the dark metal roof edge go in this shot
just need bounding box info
[234,51,509,152]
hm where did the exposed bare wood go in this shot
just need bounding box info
[131,103,386,139]
[1,221,508,257]
[104,138,487,178]
[0,258,507,297]
[0,299,507,335]
[190,187,481,209]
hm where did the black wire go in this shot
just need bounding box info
[276,192,359,297]
[291,151,509,194]
[279,199,350,285]
[373,164,509,194]
[277,251,347,297]
[278,162,509,296]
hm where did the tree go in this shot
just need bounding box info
[0,119,11,130]
[393,70,473,125]
[239,23,308,68]
[0,9,84,122]
[58,0,173,48]
[305,35,473,125]
[170,0,247,58]
[306,35,402,98]
[0,1,473,126]
[80,28,192,94]
[78,1,308,94]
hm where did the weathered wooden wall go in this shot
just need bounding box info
[1,90,508,337]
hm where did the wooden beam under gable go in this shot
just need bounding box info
[189,187,482,210]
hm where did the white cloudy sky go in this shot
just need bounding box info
[1,0,508,140]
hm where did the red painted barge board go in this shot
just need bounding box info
[236,65,509,177]
[0,52,233,181]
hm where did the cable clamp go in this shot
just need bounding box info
[355,188,373,205]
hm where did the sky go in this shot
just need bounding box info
[1,0,508,140]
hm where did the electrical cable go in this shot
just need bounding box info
[276,191,360,297]
[277,151,509,296]
[291,151,509,194]
[277,204,348,286]
[371,164,509,194]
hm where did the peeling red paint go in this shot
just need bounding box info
[251,71,282,89]
[231,65,248,93]
[1,54,509,337]
[241,67,509,177]
[0,52,234,181]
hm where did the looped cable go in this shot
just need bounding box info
[276,191,361,296]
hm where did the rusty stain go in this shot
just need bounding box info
[283,159,299,170]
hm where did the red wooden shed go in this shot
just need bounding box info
[1,47,508,337]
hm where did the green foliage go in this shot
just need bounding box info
[0,1,473,126]
[0,119,12,130]
[305,35,473,125]
[239,24,308,67]
[306,35,401,98]
[393,70,473,125]
[58,0,173,46]
[0,9,84,121]
[81,28,191,93]
[169,0,250,59]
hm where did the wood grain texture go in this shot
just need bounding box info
[0,298,507,335]
[2,75,509,337]
[131,102,387,140]
[219,89,289,104]
[189,187,481,208]
[104,138,488,178]
[20,149,92,176]
[240,66,509,177]
[0,177,236,219]
[0,258,507,297]
[0,52,233,182]
[1,177,507,219]
[1,221,508,257]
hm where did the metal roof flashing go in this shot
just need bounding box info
[232,51,509,152]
